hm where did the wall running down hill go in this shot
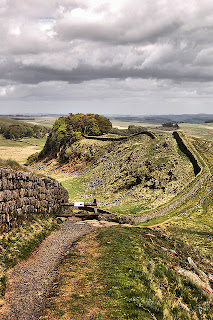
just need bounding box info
[173,131,201,175]
[0,168,68,232]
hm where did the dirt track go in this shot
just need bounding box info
[0,220,112,320]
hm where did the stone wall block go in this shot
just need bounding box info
[0,191,4,202]
[8,200,15,213]
[2,178,8,189]
[0,167,68,232]
[8,181,14,190]
[19,189,25,198]
[12,190,18,199]
[3,203,10,214]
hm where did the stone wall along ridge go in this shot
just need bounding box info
[83,131,156,141]
[0,168,68,232]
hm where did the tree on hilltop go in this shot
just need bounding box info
[40,113,112,159]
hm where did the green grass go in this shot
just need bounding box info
[61,177,87,202]
[38,147,213,319]
[178,123,213,141]
[138,171,212,227]
[42,224,213,319]
[0,134,29,147]
[165,181,213,259]
[107,202,152,216]
[191,138,213,174]
[62,133,195,216]
[0,158,27,171]
[49,132,204,219]
[0,215,60,297]
[0,134,46,148]
[19,137,47,146]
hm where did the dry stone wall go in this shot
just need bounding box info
[83,131,156,141]
[0,168,68,232]
[173,131,201,175]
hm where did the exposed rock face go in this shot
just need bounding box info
[0,168,68,232]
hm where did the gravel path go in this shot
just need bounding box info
[0,220,103,320]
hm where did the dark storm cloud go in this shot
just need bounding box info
[2,59,213,85]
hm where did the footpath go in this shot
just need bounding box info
[0,219,118,320]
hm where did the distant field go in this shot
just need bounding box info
[178,123,213,140]
[20,116,58,128]
[111,120,159,129]
[20,137,46,146]
[111,120,213,140]
[0,135,44,164]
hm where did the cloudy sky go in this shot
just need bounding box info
[0,0,213,115]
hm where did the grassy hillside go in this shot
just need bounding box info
[40,138,213,319]
[0,216,59,297]
[72,134,193,213]
[0,158,27,171]
[30,132,196,217]
[41,201,213,319]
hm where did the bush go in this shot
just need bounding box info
[26,152,40,165]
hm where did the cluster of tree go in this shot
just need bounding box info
[162,122,179,129]
[40,113,112,159]
[205,120,213,123]
[0,123,49,140]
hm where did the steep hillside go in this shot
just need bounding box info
[30,131,195,216]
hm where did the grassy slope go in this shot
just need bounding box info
[179,123,213,141]
[42,214,212,319]
[40,135,213,320]
[0,215,60,297]
[57,133,195,216]
[0,158,27,171]
[0,125,211,318]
